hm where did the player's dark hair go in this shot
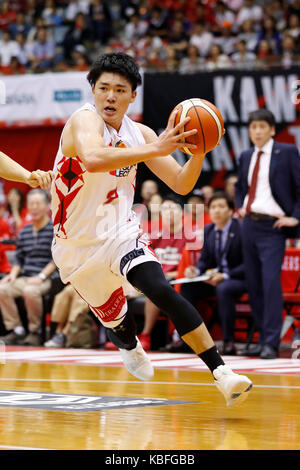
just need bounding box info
[248,108,276,127]
[208,191,234,211]
[87,53,142,91]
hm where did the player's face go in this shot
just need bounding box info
[93,72,137,130]
[249,120,275,149]
[209,198,233,227]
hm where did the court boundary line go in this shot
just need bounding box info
[0,377,299,389]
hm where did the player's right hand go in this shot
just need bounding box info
[155,111,198,156]
[27,170,54,190]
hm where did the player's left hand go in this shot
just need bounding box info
[273,216,299,229]
[27,170,54,189]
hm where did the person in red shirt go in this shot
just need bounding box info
[138,194,195,350]
[0,201,12,277]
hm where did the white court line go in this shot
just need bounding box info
[0,444,54,450]
[0,377,300,389]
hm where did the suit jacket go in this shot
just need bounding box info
[235,141,300,238]
[196,219,245,280]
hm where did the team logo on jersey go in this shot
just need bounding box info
[109,140,136,177]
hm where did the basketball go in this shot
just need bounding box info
[170,98,225,155]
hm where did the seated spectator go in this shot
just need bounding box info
[286,13,300,41]
[214,2,235,31]
[0,189,56,346]
[69,45,90,71]
[214,22,237,56]
[27,26,55,71]
[88,0,113,43]
[0,30,19,67]
[0,1,17,32]
[44,284,90,348]
[163,44,180,72]
[281,34,299,68]
[254,39,278,68]
[206,44,232,71]
[65,0,89,23]
[63,12,92,63]
[236,0,263,28]
[124,13,148,41]
[15,32,33,67]
[147,5,168,39]
[167,19,189,59]
[139,192,163,238]
[224,173,238,209]
[179,192,246,355]
[256,16,282,56]
[0,201,12,279]
[179,44,204,74]
[4,187,31,238]
[41,0,64,27]
[0,56,25,75]
[201,185,214,211]
[231,39,256,69]
[8,11,31,39]
[237,19,258,52]
[139,179,159,206]
[138,194,194,350]
[189,22,214,58]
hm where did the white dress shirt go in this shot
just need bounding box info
[243,138,285,217]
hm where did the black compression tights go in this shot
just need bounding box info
[127,261,203,336]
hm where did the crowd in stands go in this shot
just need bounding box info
[0,0,300,75]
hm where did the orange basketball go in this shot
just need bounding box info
[170,98,225,155]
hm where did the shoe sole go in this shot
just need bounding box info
[215,379,253,407]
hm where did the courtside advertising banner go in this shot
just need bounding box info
[0,70,143,126]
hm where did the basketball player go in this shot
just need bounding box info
[0,150,52,188]
[51,53,252,407]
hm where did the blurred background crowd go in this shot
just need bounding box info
[0,0,300,75]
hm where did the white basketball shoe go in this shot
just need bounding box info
[119,337,154,381]
[213,365,253,407]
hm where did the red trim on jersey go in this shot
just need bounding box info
[91,287,126,322]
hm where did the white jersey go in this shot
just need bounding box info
[51,102,145,247]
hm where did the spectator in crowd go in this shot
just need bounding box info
[255,39,278,68]
[288,0,300,18]
[224,173,238,202]
[26,17,47,44]
[0,30,19,67]
[63,12,92,63]
[27,26,55,71]
[139,179,159,206]
[281,34,299,68]
[138,194,194,351]
[0,55,25,75]
[214,22,237,56]
[124,13,148,41]
[41,0,64,27]
[167,19,189,59]
[44,284,90,348]
[0,1,17,32]
[0,189,56,346]
[147,5,168,39]
[5,188,31,238]
[175,192,246,355]
[164,44,180,71]
[231,39,256,69]
[214,2,235,31]
[206,44,231,71]
[189,22,214,58]
[236,0,263,28]
[179,44,204,74]
[0,201,12,279]
[15,32,34,67]
[201,185,215,209]
[139,192,163,238]
[237,19,259,52]
[8,11,31,39]
[256,16,282,56]
[286,14,300,40]
[68,44,90,71]
[88,0,113,44]
[65,0,89,23]
[235,108,300,359]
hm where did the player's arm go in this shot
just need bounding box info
[70,110,197,173]
[0,151,53,189]
[140,125,206,195]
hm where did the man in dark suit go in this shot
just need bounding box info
[235,108,300,359]
[178,191,246,355]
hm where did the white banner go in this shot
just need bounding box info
[0,71,143,126]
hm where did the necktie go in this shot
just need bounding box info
[246,150,263,215]
[216,229,223,270]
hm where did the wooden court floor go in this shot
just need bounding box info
[0,356,299,450]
